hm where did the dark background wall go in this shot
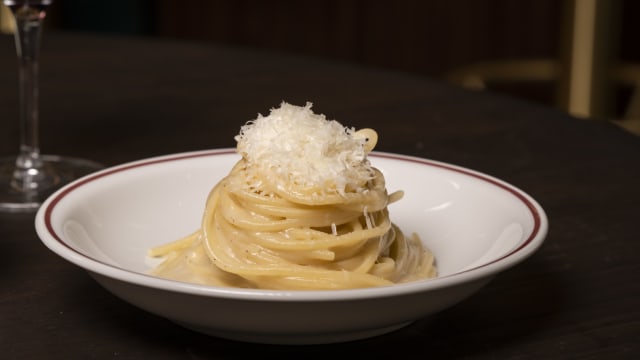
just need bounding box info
[44,0,640,118]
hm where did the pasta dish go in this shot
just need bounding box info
[148,102,436,290]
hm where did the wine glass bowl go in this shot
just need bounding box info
[0,154,104,211]
[1,0,102,212]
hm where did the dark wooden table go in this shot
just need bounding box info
[1,32,639,359]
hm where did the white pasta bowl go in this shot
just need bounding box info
[35,149,548,345]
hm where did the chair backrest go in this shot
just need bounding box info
[558,0,621,119]
[1,4,16,34]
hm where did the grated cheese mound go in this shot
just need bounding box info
[234,102,374,194]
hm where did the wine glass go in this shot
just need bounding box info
[0,0,102,212]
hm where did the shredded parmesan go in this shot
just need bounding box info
[234,102,374,194]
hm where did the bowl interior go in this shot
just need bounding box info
[43,150,544,283]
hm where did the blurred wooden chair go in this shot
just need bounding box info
[0,3,15,34]
[446,0,640,135]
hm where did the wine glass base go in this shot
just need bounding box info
[0,154,104,213]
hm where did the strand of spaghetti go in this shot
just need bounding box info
[200,199,396,288]
[202,227,394,289]
[238,220,390,252]
[233,183,392,213]
[240,165,387,206]
[233,195,364,223]
[208,203,389,271]
[219,190,361,230]
[147,231,199,257]
[218,210,391,255]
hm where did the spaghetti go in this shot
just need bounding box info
[149,102,436,290]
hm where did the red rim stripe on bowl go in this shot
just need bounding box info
[43,150,543,278]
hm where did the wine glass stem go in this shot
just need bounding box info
[12,6,46,191]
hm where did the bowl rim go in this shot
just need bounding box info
[35,149,548,302]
